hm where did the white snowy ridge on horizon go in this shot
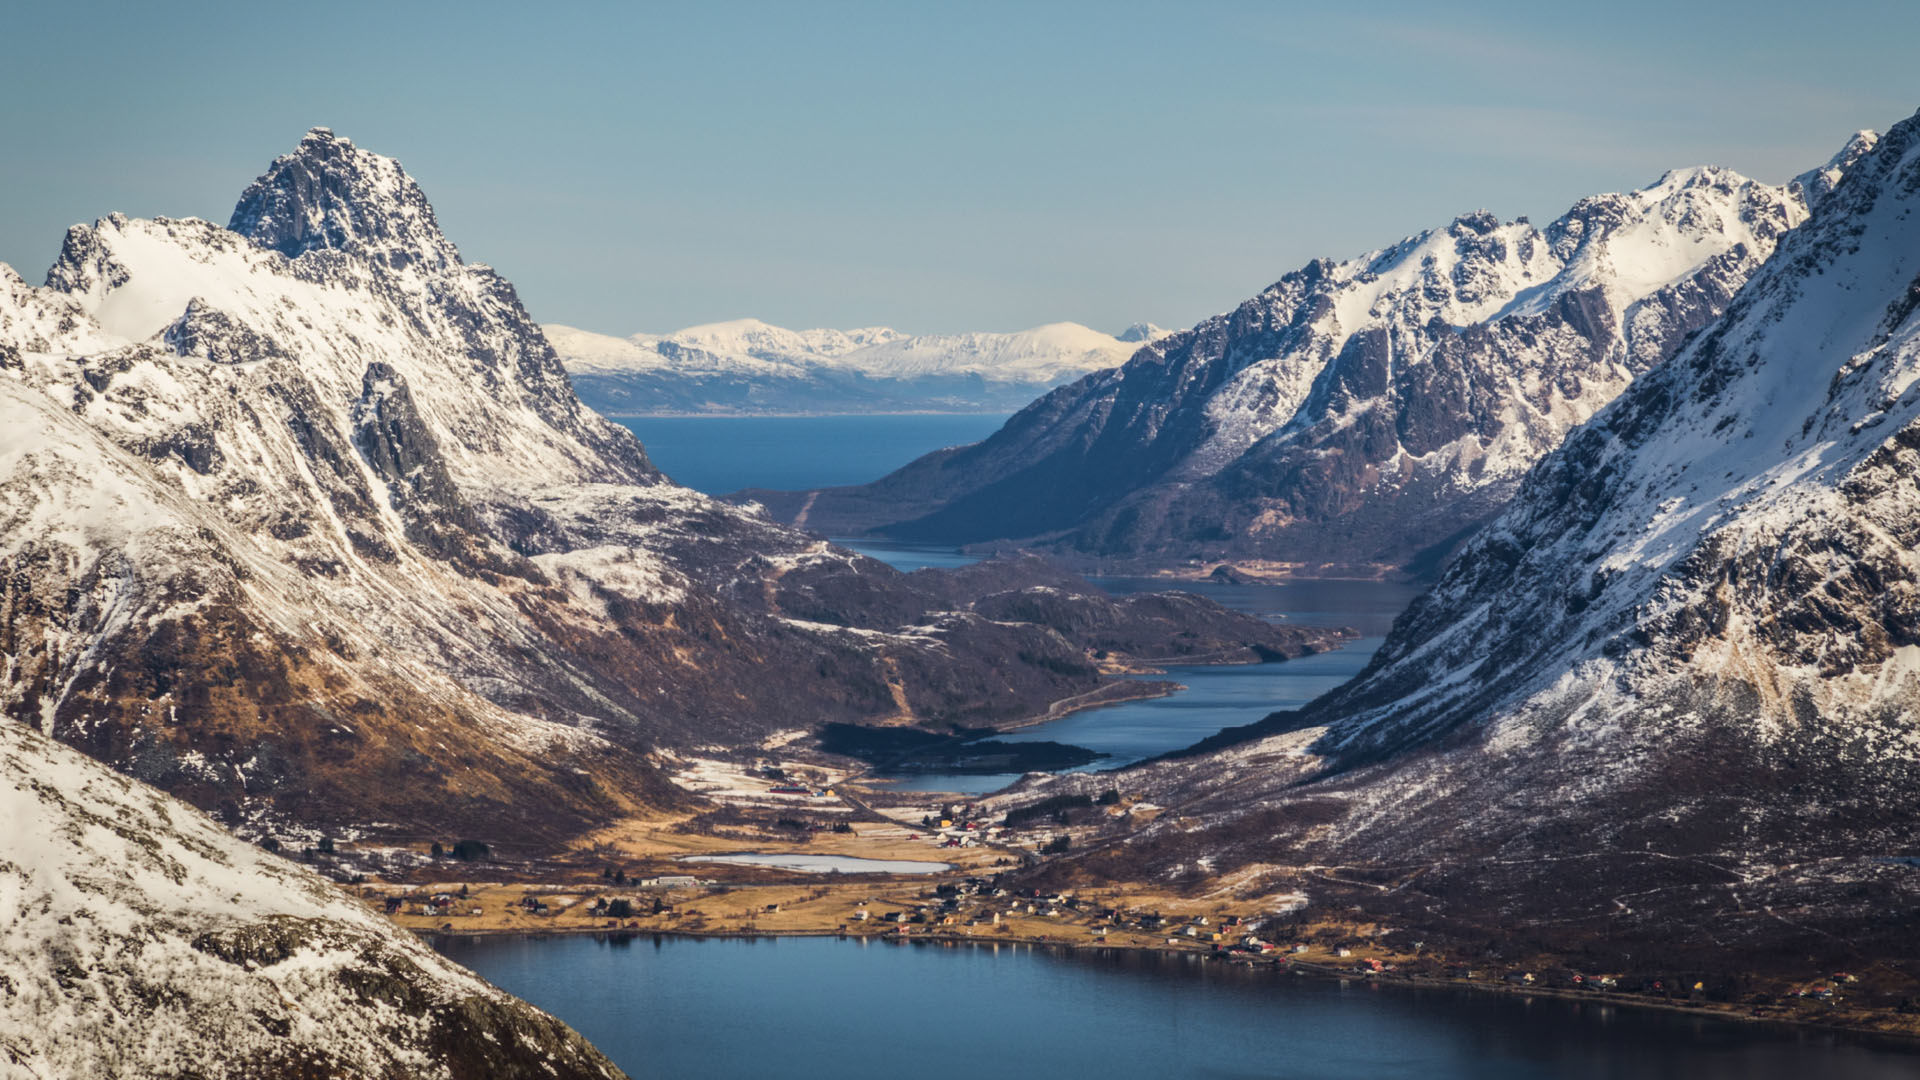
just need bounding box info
[546,317,1167,385]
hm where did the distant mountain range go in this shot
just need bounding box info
[754,134,1877,577]
[1023,109,1920,983]
[550,318,1165,415]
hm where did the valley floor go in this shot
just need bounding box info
[350,765,1920,1046]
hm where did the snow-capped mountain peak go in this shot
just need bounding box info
[552,317,1145,414]
[769,137,1868,575]
[229,126,460,271]
[1792,128,1881,213]
[655,316,904,361]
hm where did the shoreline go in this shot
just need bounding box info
[993,678,1181,734]
[419,922,1920,1049]
[847,626,1357,780]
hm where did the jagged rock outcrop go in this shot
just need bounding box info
[0,130,1320,847]
[0,719,624,1080]
[763,138,1877,577]
[1022,116,1920,975]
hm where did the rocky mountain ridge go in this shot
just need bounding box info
[0,129,1323,848]
[1018,113,1920,978]
[551,318,1159,416]
[761,136,1877,577]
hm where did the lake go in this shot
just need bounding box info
[434,934,1918,1080]
[610,414,1010,496]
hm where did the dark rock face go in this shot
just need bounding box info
[757,164,1836,578]
[165,298,293,365]
[230,127,457,271]
[351,361,491,564]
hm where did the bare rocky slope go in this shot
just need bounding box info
[0,130,1323,849]
[1021,111,1920,981]
[0,719,623,1080]
[756,137,1875,577]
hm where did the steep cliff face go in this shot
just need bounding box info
[1026,116,1920,970]
[766,140,1876,576]
[0,130,1317,846]
[0,719,625,1080]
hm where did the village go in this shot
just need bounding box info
[329,750,1916,1040]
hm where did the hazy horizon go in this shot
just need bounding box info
[3,0,1914,337]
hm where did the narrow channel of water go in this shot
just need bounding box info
[609,414,1010,496]
[434,935,1918,1080]
[873,578,1421,795]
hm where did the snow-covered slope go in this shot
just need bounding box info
[769,140,1874,575]
[0,129,1293,847]
[552,318,1153,415]
[1035,114,1920,969]
[0,718,620,1079]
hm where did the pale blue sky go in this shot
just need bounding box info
[2,0,1913,335]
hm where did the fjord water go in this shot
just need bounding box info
[610,414,1010,495]
[878,637,1388,795]
[435,935,1914,1080]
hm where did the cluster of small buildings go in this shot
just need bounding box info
[377,889,480,919]
[1794,972,1859,1001]
[766,785,836,798]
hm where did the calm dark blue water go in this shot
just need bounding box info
[834,537,984,572]
[882,643,1386,795]
[877,578,1421,794]
[610,414,1009,496]
[435,935,1916,1079]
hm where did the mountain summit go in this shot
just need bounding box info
[762,148,1866,576]
[230,127,461,270]
[0,131,1308,847]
